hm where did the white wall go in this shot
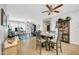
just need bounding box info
[33,19,43,31]
[0,4,7,54]
[51,10,79,45]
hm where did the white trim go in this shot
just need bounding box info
[70,41,79,45]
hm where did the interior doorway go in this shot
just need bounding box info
[43,20,51,32]
[47,24,50,32]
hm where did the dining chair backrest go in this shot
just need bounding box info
[36,30,41,40]
[50,30,58,40]
[56,28,62,43]
[50,31,56,34]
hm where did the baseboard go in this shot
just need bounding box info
[70,41,79,45]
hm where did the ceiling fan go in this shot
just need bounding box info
[42,4,63,15]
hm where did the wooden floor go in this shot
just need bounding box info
[3,37,79,55]
[19,37,79,55]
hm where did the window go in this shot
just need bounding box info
[8,21,25,31]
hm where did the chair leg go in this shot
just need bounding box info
[56,44,58,55]
[40,44,41,55]
[49,41,51,50]
[60,42,62,52]
[36,38,37,49]
[45,41,47,50]
[51,42,54,48]
[36,41,37,49]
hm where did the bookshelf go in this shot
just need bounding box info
[57,17,71,43]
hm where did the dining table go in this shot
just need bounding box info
[40,32,55,51]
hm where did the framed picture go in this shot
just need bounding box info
[1,8,7,26]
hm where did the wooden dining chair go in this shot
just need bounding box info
[50,28,62,55]
[36,30,46,54]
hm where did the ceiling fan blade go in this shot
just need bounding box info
[53,4,63,10]
[46,4,52,11]
[54,10,60,13]
[48,12,51,15]
[42,10,49,13]
[50,5,53,8]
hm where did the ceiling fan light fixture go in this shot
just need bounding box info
[42,4,63,15]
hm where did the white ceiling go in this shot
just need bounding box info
[6,4,79,22]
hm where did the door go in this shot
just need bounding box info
[47,25,50,32]
[43,20,51,32]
